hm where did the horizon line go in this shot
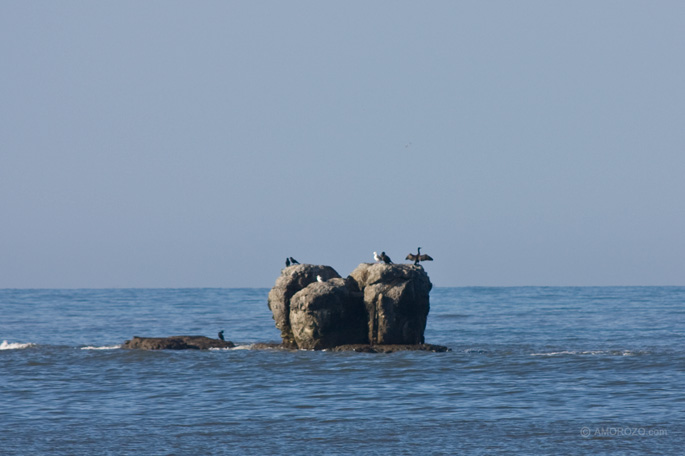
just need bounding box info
[1,284,683,291]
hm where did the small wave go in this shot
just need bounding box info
[209,344,253,351]
[0,340,36,350]
[80,345,122,350]
[531,350,641,357]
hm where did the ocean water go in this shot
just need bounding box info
[1,287,683,455]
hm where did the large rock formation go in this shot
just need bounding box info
[267,263,432,350]
[122,335,234,350]
[267,264,341,348]
[348,263,431,345]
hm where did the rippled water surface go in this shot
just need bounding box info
[1,287,683,455]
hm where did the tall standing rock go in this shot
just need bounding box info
[268,262,433,349]
[267,264,341,348]
[289,278,367,350]
[348,263,432,345]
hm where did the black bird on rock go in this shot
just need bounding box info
[218,330,225,341]
[379,251,393,264]
[285,258,291,267]
[289,257,300,265]
[406,247,433,265]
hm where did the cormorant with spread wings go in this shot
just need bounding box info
[406,247,433,265]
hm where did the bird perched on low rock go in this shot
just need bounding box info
[373,251,381,263]
[285,258,291,267]
[316,275,324,282]
[379,251,393,264]
[218,330,225,341]
[289,257,300,265]
[406,247,433,265]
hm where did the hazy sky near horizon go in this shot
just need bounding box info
[1,2,684,288]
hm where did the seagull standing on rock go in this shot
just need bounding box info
[373,252,382,263]
[316,275,324,282]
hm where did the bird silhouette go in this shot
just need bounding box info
[379,252,393,264]
[406,247,433,265]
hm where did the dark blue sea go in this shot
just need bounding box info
[1,287,683,455]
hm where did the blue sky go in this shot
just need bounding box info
[1,2,683,288]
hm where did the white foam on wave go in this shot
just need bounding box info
[531,350,640,357]
[209,344,253,351]
[0,340,36,350]
[80,345,122,350]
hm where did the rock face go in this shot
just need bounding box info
[267,263,432,349]
[267,264,342,348]
[122,336,234,350]
[348,263,432,345]
[290,277,367,349]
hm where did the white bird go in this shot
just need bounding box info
[316,275,324,282]
[373,252,381,263]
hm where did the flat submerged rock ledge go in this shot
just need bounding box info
[251,343,450,353]
[328,343,450,353]
[122,338,450,353]
[122,336,235,350]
